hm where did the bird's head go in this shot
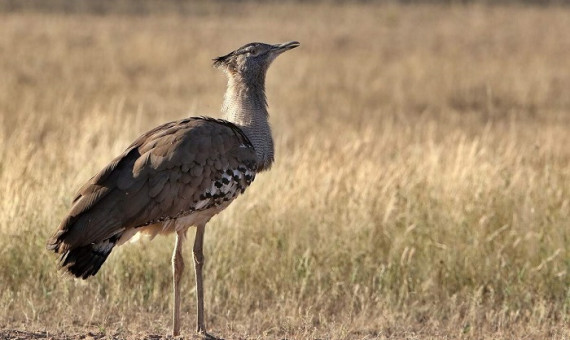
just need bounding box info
[213,41,300,81]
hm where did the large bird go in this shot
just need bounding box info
[47,41,300,338]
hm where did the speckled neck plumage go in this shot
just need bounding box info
[222,75,274,171]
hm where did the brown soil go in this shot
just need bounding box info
[0,330,167,340]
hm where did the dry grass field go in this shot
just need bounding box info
[1,2,570,339]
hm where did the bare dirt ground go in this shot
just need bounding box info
[0,330,105,340]
[0,330,168,340]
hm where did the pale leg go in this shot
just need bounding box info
[172,229,186,337]
[193,223,207,335]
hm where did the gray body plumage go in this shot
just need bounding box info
[46,41,300,337]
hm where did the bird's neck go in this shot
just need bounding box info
[222,76,274,171]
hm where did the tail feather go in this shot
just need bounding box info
[56,234,121,279]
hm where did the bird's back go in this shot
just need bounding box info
[47,117,257,278]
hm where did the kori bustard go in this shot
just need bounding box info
[47,41,300,338]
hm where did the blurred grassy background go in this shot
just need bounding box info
[1,1,569,339]
[1,0,569,15]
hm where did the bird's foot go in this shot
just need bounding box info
[196,329,222,340]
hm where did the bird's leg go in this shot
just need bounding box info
[172,229,186,337]
[193,223,207,336]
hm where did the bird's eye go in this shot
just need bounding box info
[248,48,257,56]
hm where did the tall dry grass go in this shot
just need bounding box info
[1,3,570,339]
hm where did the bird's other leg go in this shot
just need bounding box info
[193,223,208,336]
[172,229,187,337]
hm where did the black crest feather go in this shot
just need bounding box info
[213,51,234,68]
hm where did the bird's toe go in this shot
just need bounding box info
[196,330,222,340]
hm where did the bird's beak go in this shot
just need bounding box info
[271,41,301,54]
